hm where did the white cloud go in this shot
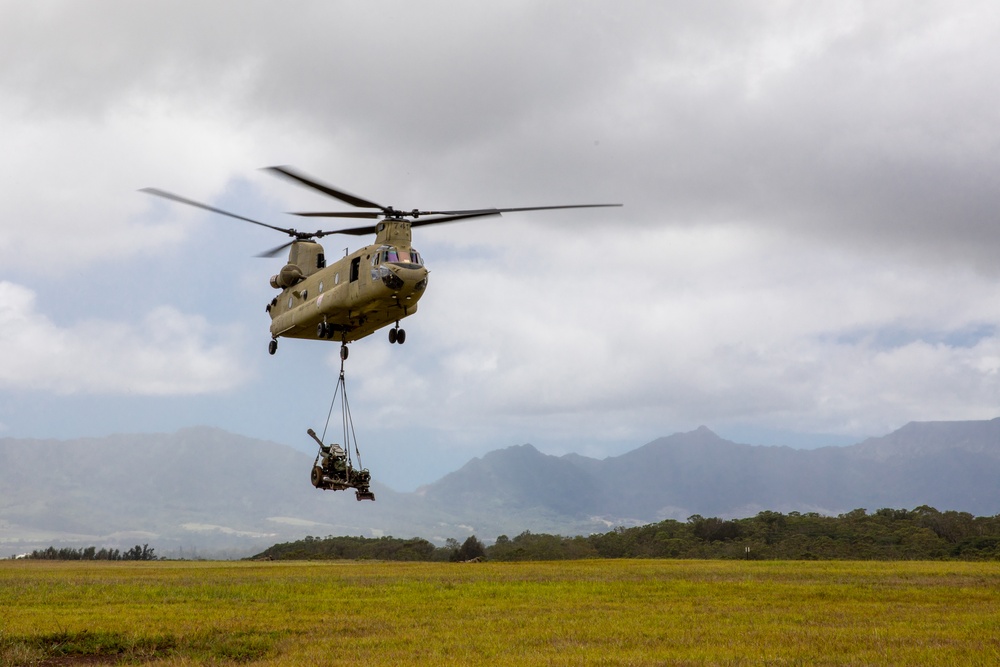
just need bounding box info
[0,281,250,395]
[349,222,1000,446]
[2,1,1000,472]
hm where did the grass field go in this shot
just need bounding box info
[2,559,998,665]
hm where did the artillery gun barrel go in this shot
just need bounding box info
[306,428,325,448]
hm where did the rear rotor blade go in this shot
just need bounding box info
[321,223,380,236]
[265,166,384,210]
[256,240,296,258]
[141,188,297,236]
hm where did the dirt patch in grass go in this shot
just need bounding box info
[36,657,120,666]
[1,629,278,666]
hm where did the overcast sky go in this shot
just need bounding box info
[2,1,999,491]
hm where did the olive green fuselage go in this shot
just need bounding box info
[265,219,428,345]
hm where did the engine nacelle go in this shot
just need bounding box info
[271,264,304,289]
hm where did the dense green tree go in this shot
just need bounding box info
[253,535,439,561]
[123,544,157,561]
[452,536,487,562]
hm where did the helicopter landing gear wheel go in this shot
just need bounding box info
[389,324,406,344]
[319,322,337,339]
[388,328,397,344]
[268,339,277,355]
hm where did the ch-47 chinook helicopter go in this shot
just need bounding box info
[143,166,621,359]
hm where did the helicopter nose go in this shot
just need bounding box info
[399,266,428,292]
[381,265,428,293]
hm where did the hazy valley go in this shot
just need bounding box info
[2,419,999,558]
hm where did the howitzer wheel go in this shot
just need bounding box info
[311,465,325,488]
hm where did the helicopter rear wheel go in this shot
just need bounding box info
[268,339,278,355]
[388,326,406,344]
[317,322,327,338]
[388,328,397,344]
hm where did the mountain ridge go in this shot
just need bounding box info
[2,419,999,557]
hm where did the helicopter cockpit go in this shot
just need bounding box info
[373,245,424,270]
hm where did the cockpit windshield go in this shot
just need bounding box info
[375,246,423,268]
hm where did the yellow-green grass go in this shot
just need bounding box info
[2,559,998,665]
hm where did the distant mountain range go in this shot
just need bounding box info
[2,419,999,557]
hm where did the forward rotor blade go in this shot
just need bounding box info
[291,209,493,219]
[490,203,623,214]
[405,205,622,217]
[265,166,384,210]
[307,210,504,236]
[407,205,620,227]
[298,206,590,235]
[141,188,296,236]
[291,204,622,219]
[410,210,502,228]
[290,211,384,219]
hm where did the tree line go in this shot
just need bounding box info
[18,544,159,561]
[250,534,490,562]
[253,506,1000,562]
[14,507,1000,562]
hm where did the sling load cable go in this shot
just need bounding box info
[309,344,375,500]
[323,364,360,467]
